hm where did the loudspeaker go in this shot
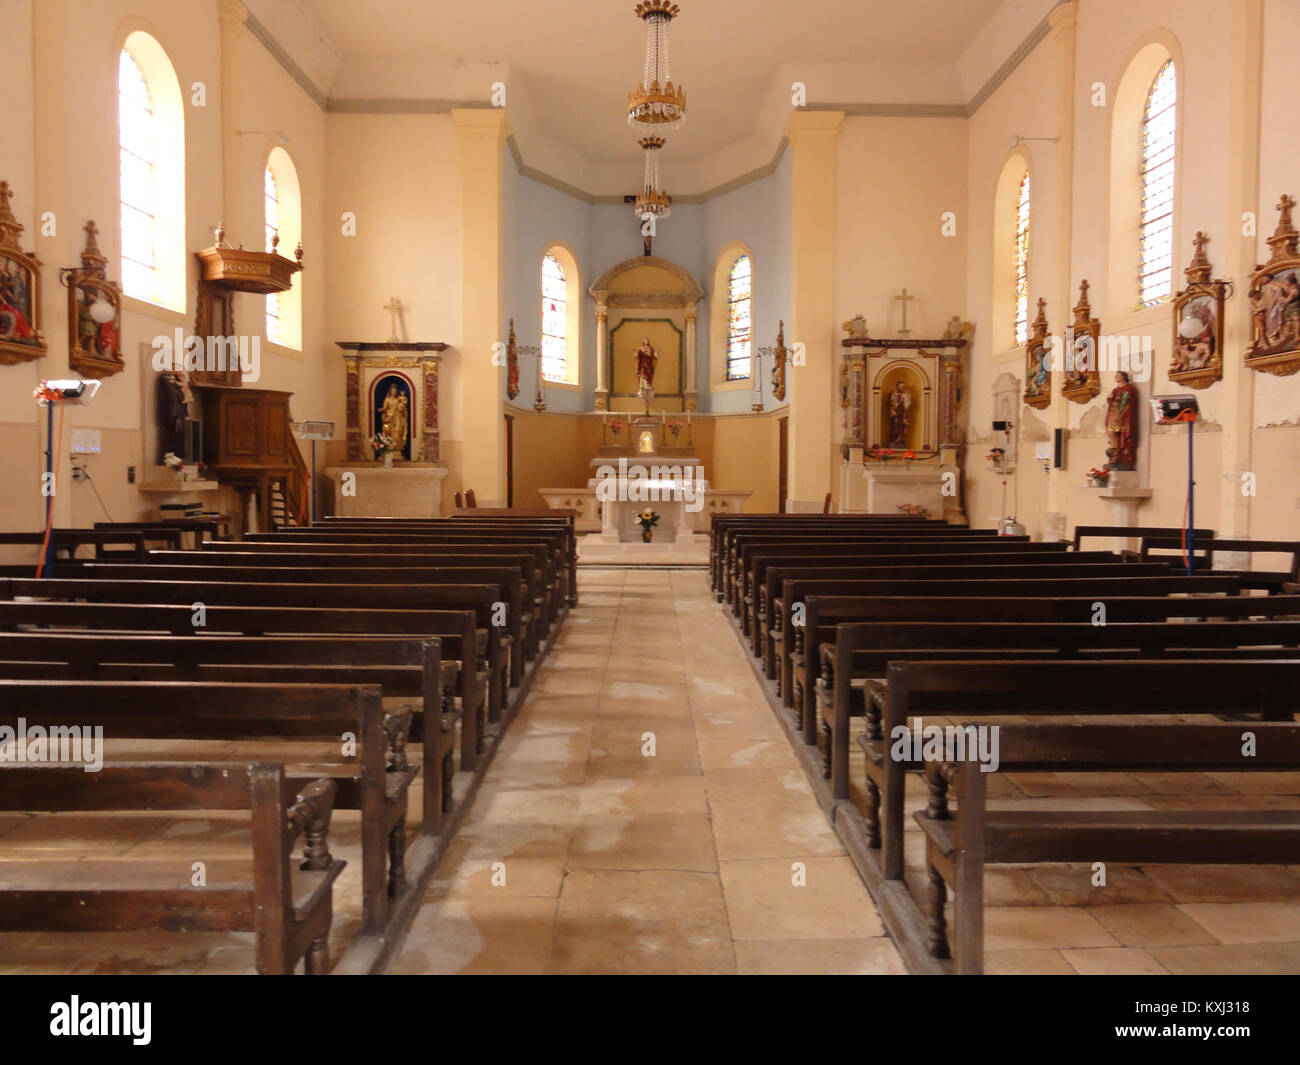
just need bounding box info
[1053,427,1066,469]
[992,419,1010,432]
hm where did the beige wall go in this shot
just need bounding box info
[959,0,1299,549]
[0,0,326,536]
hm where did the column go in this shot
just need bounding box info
[218,0,247,241]
[1218,0,1264,542]
[784,109,844,511]
[594,303,609,410]
[1045,0,1077,530]
[683,310,698,411]
[452,108,509,506]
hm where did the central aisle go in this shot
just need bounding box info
[390,566,904,975]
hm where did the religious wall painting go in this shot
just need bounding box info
[371,372,414,461]
[1170,231,1225,389]
[1061,280,1101,404]
[0,180,46,366]
[1022,297,1051,409]
[66,221,124,378]
[1245,194,1300,376]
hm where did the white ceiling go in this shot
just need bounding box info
[247,0,1054,195]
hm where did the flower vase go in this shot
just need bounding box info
[383,451,394,469]
[642,528,653,543]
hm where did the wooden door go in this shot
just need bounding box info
[778,416,788,514]
[504,414,515,508]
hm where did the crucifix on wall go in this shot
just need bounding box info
[384,297,406,343]
[894,288,915,337]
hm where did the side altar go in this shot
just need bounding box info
[325,340,450,517]
[837,317,969,522]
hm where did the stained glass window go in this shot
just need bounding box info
[726,254,752,381]
[1014,171,1031,345]
[264,166,280,343]
[1139,60,1177,307]
[119,49,157,302]
[541,253,567,382]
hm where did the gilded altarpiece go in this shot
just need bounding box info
[337,342,447,462]
[839,333,968,522]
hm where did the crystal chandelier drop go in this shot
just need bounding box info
[634,136,671,220]
[628,1,686,131]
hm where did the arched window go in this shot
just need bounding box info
[1138,59,1177,306]
[540,253,567,381]
[263,146,302,348]
[726,254,752,380]
[1014,171,1031,344]
[117,31,185,312]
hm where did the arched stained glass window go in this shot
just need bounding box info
[541,253,567,381]
[118,49,157,301]
[264,165,281,343]
[1014,171,1031,345]
[726,254,752,380]
[1139,59,1177,307]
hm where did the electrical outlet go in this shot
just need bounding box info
[127,465,135,484]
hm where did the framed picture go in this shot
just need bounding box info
[1061,279,1101,404]
[67,221,124,378]
[1246,194,1300,377]
[1170,231,1225,389]
[0,180,47,367]
[1022,297,1051,410]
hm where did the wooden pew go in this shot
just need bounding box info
[0,679,402,934]
[4,576,515,708]
[0,632,457,836]
[0,601,484,771]
[0,529,155,563]
[1071,524,1214,557]
[872,659,1300,882]
[14,561,538,675]
[825,617,1300,802]
[200,542,562,628]
[0,761,344,974]
[754,559,1175,662]
[785,579,1250,734]
[1140,536,1300,592]
[915,718,1300,973]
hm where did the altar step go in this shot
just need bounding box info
[576,532,709,567]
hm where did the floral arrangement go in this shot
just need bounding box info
[870,448,916,463]
[1087,465,1110,487]
[985,447,1006,462]
[609,419,625,438]
[668,420,683,439]
[897,504,931,518]
[634,508,660,543]
[163,452,184,471]
[370,432,398,458]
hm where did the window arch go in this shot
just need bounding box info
[710,243,754,388]
[991,149,1033,355]
[1014,171,1031,344]
[726,255,753,380]
[264,146,302,349]
[539,244,580,387]
[1138,59,1177,306]
[1107,36,1181,316]
[117,31,185,312]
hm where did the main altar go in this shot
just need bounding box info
[837,315,969,522]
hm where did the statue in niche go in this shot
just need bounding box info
[1104,371,1138,471]
[379,382,410,457]
[634,336,658,391]
[886,380,913,448]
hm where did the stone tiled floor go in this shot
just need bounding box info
[389,566,904,975]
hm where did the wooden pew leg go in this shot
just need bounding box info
[864,779,881,848]
[388,816,407,897]
[304,938,330,974]
[442,751,455,813]
[926,860,951,960]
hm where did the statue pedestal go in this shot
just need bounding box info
[1081,470,1152,551]
[839,456,964,522]
[326,464,449,517]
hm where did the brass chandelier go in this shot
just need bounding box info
[627,1,686,132]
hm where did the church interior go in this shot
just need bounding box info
[1,0,1299,989]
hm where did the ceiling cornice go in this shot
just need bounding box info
[246,3,1057,200]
